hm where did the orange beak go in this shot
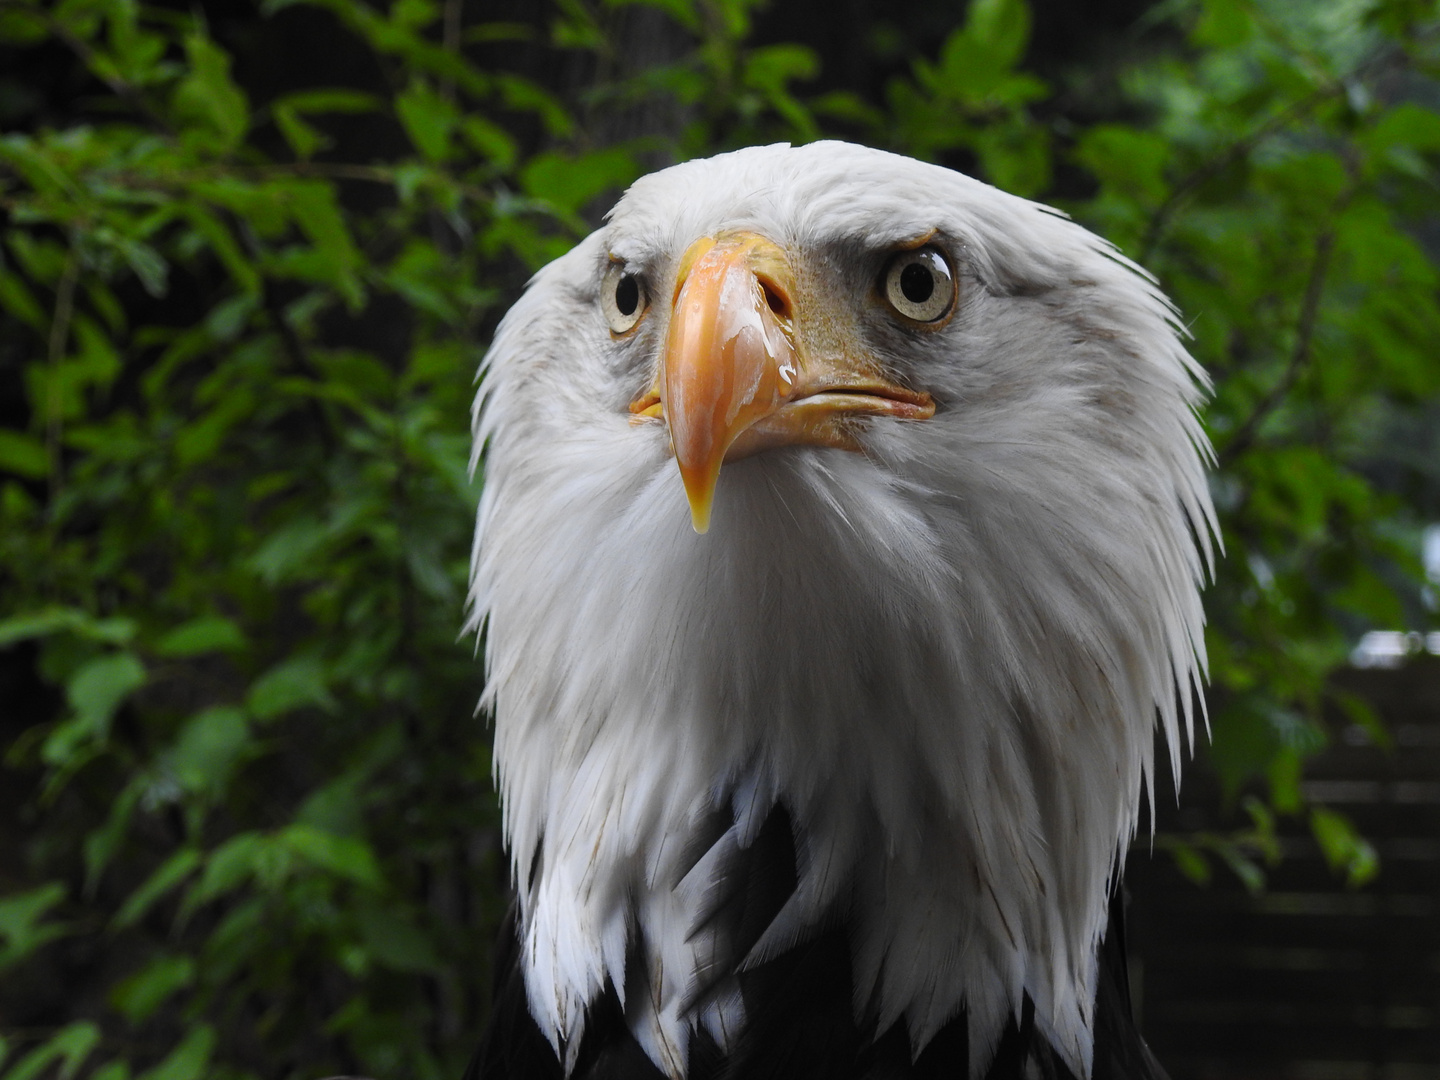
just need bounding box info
[631,232,935,534]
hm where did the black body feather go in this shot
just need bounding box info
[463,806,1168,1080]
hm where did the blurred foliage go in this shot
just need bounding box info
[0,0,1437,1075]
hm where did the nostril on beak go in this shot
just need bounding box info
[757,278,791,319]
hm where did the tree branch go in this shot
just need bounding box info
[40,10,175,135]
[45,249,80,512]
[1217,227,1336,468]
[1138,40,1418,264]
[1139,86,1342,264]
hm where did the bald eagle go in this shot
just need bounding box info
[465,142,1214,1080]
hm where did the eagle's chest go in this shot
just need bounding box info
[481,443,1155,1080]
[478,788,1151,1080]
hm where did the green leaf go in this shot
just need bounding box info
[460,115,518,170]
[810,89,885,130]
[117,238,169,298]
[0,1022,99,1080]
[0,8,49,45]
[395,78,458,162]
[2,232,64,286]
[134,1025,214,1080]
[0,430,48,479]
[1240,795,1280,860]
[247,655,337,720]
[296,776,365,836]
[1369,101,1440,152]
[407,340,468,385]
[284,181,364,309]
[110,955,196,1024]
[248,515,329,585]
[607,0,701,32]
[972,119,1050,197]
[743,43,818,88]
[84,281,125,335]
[1075,125,1171,205]
[203,293,257,342]
[1362,101,1440,180]
[154,616,246,658]
[273,89,380,114]
[173,386,258,466]
[1267,746,1304,815]
[67,653,146,729]
[0,269,46,329]
[164,706,251,795]
[315,348,394,399]
[965,0,1030,69]
[200,897,266,983]
[83,780,144,893]
[392,0,439,29]
[179,206,261,297]
[172,30,250,153]
[1215,842,1265,895]
[1208,699,1285,800]
[43,652,146,766]
[1193,0,1256,47]
[273,102,329,160]
[356,900,443,972]
[929,0,1034,104]
[1330,689,1392,751]
[494,74,572,137]
[113,848,202,929]
[520,147,640,218]
[1168,841,1211,886]
[0,882,69,971]
[0,609,87,648]
[192,178,290,236]
[186,833,267,911]
[278,824,381,887]
[1311,808,1380,887]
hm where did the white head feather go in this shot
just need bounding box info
[468,141,1214,1079]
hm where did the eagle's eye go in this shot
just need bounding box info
[601,262,648,334]
[882,247,955,324]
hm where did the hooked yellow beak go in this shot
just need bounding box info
[631,232,935,534]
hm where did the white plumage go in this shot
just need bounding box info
[468,141,1214,1080]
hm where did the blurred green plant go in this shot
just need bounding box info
[0,0,1437,1075]
[1066,0,1440,891]
[0,1,553,1076]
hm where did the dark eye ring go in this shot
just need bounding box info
[602,263,647,333]
[882,247,955,323]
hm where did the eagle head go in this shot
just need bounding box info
[468,141,1214,1080]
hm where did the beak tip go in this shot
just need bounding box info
[679,464,717,535]
[687,495,713,535]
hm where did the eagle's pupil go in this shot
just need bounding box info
[900,262,934,304]
[615,275,639,316]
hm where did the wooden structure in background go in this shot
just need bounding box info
[1127,657,1440,1079]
